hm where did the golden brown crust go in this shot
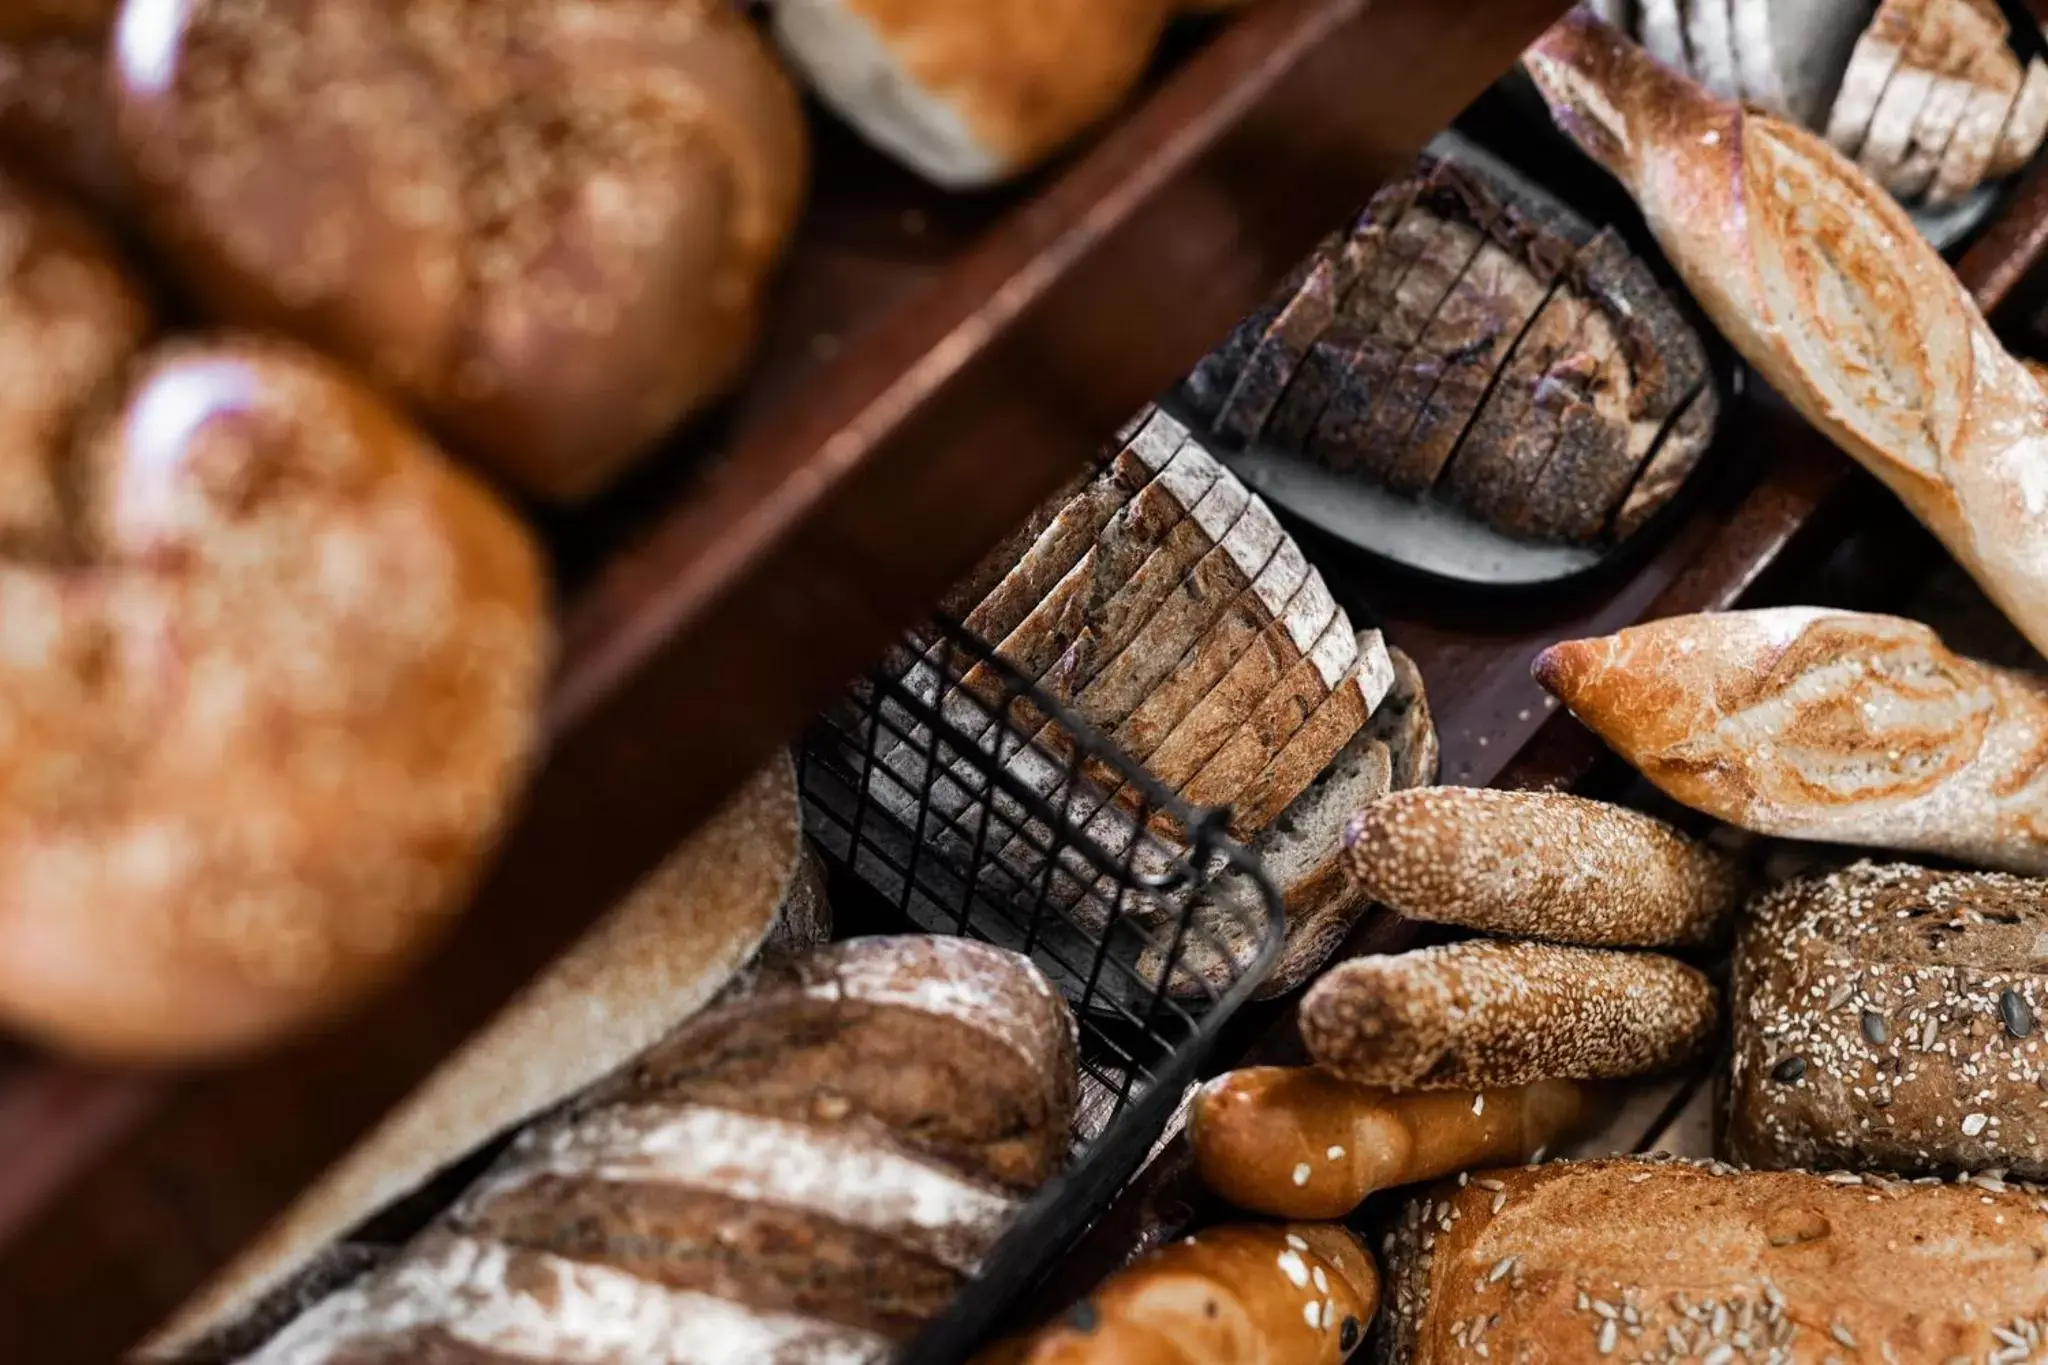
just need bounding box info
[112,0,807,500]
[1534,607,2048,873]
[1382,1157,2048,1365]
[1344,787,1742,948]
[1299,941,1718,1091]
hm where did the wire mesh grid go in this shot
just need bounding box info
[798,616,1284,1361]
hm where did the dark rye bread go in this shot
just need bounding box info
[1611,378,1719,538]
[1517,308,1634,542]
[225,937,1079,1364]
[1442,288,1591,533]
[1730,861,2048,1181]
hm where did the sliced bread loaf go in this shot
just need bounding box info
[1825,0,1924,157]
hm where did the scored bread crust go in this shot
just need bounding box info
[1730,860,2048,1180]
[1534,607,2048,874]
[1378,1157,2048,1365]
[141,756,812,1361]
[1525,12,2048,663]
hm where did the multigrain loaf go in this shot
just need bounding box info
[112,0,808,499]
[1730,861,2048,1180]
[142,758,819,1362]
[1343,787,1741,948]
[1299,941,1719,1091]
[214,937,1079,1365]
[1526,12,2048,655]
[1377,1157,2048,1365]
[975,1223,1380,1365]
[1534,608,2048,874]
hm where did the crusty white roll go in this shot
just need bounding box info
[1536,607,2048,875]
[0,166,549,1060]
[111,0,808,500]
[1525,9,2048,662]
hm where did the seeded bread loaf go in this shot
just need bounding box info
[1299,941,1719,1091]
[1378,1157,2048,1365]
[1535,608,2048,875]
[209,936,1079,1364]
[112,0,808,499]
[1731,861,2048,1180]
[1344,787,1741,949]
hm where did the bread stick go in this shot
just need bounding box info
[1188,1066,1589,1218]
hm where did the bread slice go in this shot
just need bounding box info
[1263,322,1372,452]
[1931,51,2023,204]
[1609,378,1719,539]
[1825,0,1924,157]
[1734,0,1878,125]
[1183,255,1318,425]
[1890,0,2012,195]
[1176,612,1360,813]
[1683,0,1741,100]
[1213,251,1344,445]
[1865,0,2007,187]
[1515,316,1634,543]
[1991,54,2048,176]
[1347,216,1491,483]
[1441,286,1588,532]
[1221,632,1397,837]
[1635,0,1695,78]
[1894,70,1975,197]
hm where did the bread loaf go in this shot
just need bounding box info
[0,169,548,1060]
[1526,10,2048,657]
[977,1223,1379,1365]
[1535,607,2048,875]
[1731,860,2048,1181]
[1732,0,1874,126]
[1379,1157,2048,1365]
[1344,787,1741,948]
[213,936,1078,1364]
[1299,941,1719,1090]
[112,0,808,499]
[1188,1066,1588,1218]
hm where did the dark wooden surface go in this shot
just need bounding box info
[0,1,1578,1359]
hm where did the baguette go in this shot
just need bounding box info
[1299,941,1719,1091]
[1188,1066,1589,1218]
[977,1224,1380,1365]
[1526,9,2048,660]
[1730,860,2048,1181]
[1534,607,2048,874]
[1380,1157,2048,1365]
[1343,787,1741,948]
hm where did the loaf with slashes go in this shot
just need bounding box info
[217,935,1079,1364]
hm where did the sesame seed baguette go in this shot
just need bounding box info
[1343,787,1742,949]
[1299,942,1719,1091]
[1731,860,2048,1180]
[1534,608,2048,875]
[1526,12,2048,660]
[1188,1066,1589,1219]
[974,1223,1380,1365]
[1379,1157,2048,1365]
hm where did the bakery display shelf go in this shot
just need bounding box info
[0,1,1576,1358]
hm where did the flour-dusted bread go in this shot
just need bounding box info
[1299,941,1719,1091]
[1731,861,2048,1180]
[1344,787,1741,948]
[114,0,808,499]
[1378,1157,2048,1365]
[1526,11,2048,660]
[1824,0,1922,156]
[142,758,819,1361]
[1535,608,2048,875]
[211,936,1079,1364]
[1732,0,1873,126]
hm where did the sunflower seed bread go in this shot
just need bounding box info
[1731,861,2048,1180]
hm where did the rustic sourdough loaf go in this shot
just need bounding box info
[1379,1157,2048,1365]
[1535,608,2048,874]
[1931,43,2022,203]
[1527,10,2048,658]
[1731,860,2048,1180]
[215,936,1078,1364]
[1683,0,1741,101]
[142,757,821,1362]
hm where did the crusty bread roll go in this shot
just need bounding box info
[1299,941,1719,1091]
[0,168,549,1060]
[1535,607,2048,875]
[1188,1066,1588,1219]
[111,0,807,500]
[1525,10,2048,662]
[1381,1157,2048,1365]
[1345,787,1740,948]
[1731,860,2048,1181]
[772,0,1216,189]
[977,1223,1379,1365]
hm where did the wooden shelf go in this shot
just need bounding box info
[0,1,1577,1358]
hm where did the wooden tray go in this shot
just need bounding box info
[0,1,1577,1358]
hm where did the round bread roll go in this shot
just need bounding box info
[0,168,550,1059]
[109,0,808,500]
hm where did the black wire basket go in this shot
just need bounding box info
[798,615,1286,1362]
